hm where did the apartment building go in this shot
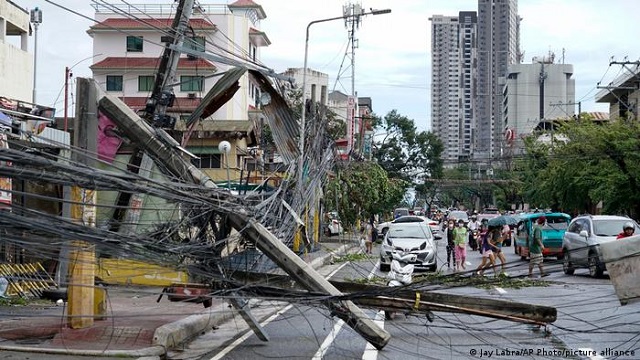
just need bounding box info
[430,12,477,166]
[476,0,520,163]
[88,0,270,183]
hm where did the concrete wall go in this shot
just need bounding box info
[0,0,32,101]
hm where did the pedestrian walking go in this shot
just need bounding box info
[490,226,507,276]
[475,227,496,277]
[445,220,456,268]
[452,219,468,271]
[529,216,546,277]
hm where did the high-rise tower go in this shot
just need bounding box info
[430,12,477,166]
[476,0,520,162]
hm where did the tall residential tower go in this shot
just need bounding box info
[430,12,477,166]
[476,0,520,162]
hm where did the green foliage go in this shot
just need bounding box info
[412,272,550,289]
[324,162,407,227]
[372,110,443,183]
[520,119,640,216]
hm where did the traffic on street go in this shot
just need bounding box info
[171,217,640,359]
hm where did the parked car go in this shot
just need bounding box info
[323,212,343,236]
[514,212,570,260]
[562,215,640,277]
[379,218,438,272]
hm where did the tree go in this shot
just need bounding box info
[324,162,407,228]
[372,110,444,208]
[520,118,640,217]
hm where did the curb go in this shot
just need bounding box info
[153,241,359,350]
[0,242,360,358]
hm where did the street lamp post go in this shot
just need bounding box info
[218,140,232,192]
[30,7,43,104]
[298,8,391,188]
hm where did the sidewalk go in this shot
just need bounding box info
[0,237,359,358]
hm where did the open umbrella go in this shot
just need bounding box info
[487,214,520,227]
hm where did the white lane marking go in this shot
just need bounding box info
[362,310,385,360]
[494,287,507,294]
[313,260,381,359]
[312,318,345,359]
[210,261,350,360]
[209,303,293,360]
[578,348,607,360]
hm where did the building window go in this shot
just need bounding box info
[191,154,221,169]
[180,76,204,91]
[126,36,143,52]
[186,36,206,52]
[138,75,154,91]
[106,75,123,91]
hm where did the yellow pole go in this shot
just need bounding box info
[67,187,96,328]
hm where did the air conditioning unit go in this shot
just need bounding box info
[187,93,196,99]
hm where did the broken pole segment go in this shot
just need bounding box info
[227,214,390,350]
[223,272,557,325]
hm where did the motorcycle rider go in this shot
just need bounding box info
[616,221,636,239]
[467,215,481,251]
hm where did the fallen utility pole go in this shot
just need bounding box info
[98,94,390,350]
[214,271,557,325]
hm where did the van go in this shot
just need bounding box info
[514,212,570,260]
[393,208,409,219]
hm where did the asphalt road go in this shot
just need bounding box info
[171,236,639,360]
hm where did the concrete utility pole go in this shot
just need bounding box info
[67,78,98,328]
[110,0,195,234]
[98,93,390,349]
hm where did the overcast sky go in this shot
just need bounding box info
[16,0,640,131]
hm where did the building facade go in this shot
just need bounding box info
[430,12,477,166]
[280,67,328,106]
[502,57,575,155]
[476,0,520,163]
[0,0,32,102]
[88,0,270,183]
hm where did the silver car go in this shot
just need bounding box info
[379,220,438,272]
[562,215,640,277]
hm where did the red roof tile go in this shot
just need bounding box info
[90,18,216,31]
[91,57,216,70]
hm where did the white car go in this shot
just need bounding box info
[324,212,344,236]
[379,220,438,272]
[378,216,442,240]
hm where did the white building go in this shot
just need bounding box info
[0,0,32,102]
[501,56,575,154]
[87,0,271,181]
[280,68,328,106]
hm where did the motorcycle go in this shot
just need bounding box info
[385,252,434,322]
[469,230,480,251]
